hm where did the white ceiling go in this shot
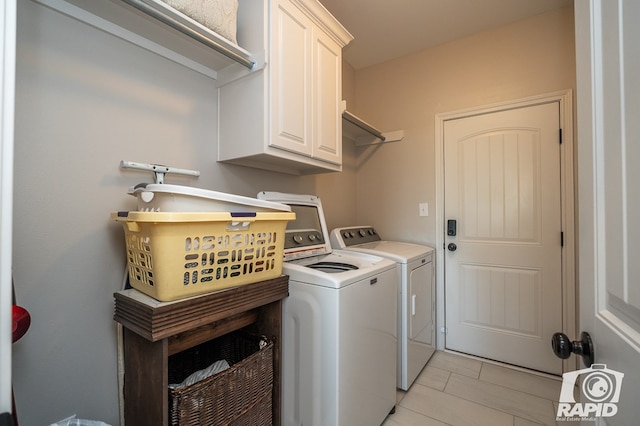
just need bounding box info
[320,0,573,69]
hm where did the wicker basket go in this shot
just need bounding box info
[168,331,273,425]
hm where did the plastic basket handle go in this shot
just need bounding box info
[227,220,253,231]
[126,221,141,232]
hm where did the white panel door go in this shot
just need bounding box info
[575,0,640,423]
[444,102,563,374]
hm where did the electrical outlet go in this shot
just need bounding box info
[419,203,429,217]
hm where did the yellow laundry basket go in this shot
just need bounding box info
[112,211,295,301]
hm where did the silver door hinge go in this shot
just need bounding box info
[440,327,448,334]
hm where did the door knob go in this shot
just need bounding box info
[551,331,594,367]
[447,243,457,252]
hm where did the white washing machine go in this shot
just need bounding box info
[331,226,436,391]
[258,193,397,426]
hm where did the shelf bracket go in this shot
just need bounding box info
[120,160,200,184]
[355,130,404,146]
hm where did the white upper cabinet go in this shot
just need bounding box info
[218,0,352,175]
[269,1,313,158]
[312,22,343,165]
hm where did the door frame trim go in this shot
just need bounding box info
[434,90,576,373]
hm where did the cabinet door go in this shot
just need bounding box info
[312,28,342,165]
[270,0,312,157]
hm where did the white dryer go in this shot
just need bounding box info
[258,193,397,426]
[331,226,435,390]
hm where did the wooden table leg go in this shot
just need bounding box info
[253,299,283,426]
[124,328,168,425]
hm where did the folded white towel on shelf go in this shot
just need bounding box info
[162,0,238,44]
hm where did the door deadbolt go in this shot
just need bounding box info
[447,219,457,236]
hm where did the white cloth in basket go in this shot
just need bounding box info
[162,0,238,44]
[169,359,231,389]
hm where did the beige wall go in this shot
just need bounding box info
[351,5,576,246]
[342,60,357,108]
[314,60,359,230]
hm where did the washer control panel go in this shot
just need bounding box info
[284,229,325,249]
[331,226,382,247]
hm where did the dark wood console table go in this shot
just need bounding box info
[113,275,288,425]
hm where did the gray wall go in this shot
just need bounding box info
[11,1,355,424]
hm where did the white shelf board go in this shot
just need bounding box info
[342,109,404,146]
[34,0,258,79]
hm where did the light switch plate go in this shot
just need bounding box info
[419,203,429,217]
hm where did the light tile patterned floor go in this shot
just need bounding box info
[382,351,563,426]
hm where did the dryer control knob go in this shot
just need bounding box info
[359,229,367,237]
[293,235,304,244]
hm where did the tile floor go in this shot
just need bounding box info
[382,351,563,426]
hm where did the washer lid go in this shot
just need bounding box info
[257,192,332,261]
[282,250,396,288]
[352,241,434,263]
[330,226,434,263]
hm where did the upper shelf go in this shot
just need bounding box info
[341,103,404,146]
[34,0,259,79]
[122,0,255,69]
[343,110,385,143]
